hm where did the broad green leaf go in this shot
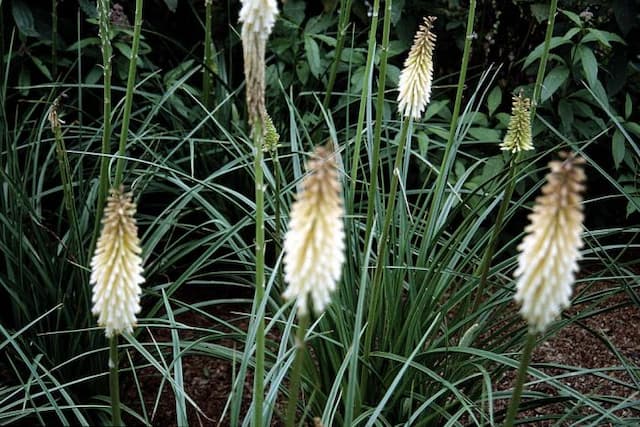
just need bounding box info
[577,44,598,87]
[391,0,405,25]
[523,37,571,69]
[164,0,177,12]
[114,42,133,59]
[284,0,306,25]
[487,86,502,116]
[313,34,337,47]
[624,122,640,138]
[66,37,100,51]
[558,98,574,131]
[305,14,334,34]
[424,100,450,120]
[625,93,632,119]
[304,36,322,78]
[417,133,429,157]
[540,66,569,103]
[387,40,408,58]
[296,61,309,85]
[564,27,581,40]
[468,127,501,142]
[85,65,102,84]
[530,3,549,23]
[559,9,582,26]
[18,67,30,95]
[612,130,625,168]
[582,29,626,47]
[385,64,401,87]
[588,79,609,106]
[495,112,511,127]
[30,55,53,80]
[11,0,39,37]
[78,0,97,17]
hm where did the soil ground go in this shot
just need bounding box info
[122,280,640,426]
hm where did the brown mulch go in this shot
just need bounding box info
[494,280,640,425]
[122,281,640,426]
[121,302,280,427]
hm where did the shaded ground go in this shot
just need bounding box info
[494,281,640,425]
[122,281,640,426]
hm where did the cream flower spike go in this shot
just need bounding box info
[514,153,586,333]
[283,145,346,316]
[397,16,437,119]
[91,187,144,337]
[239,0,279,124]
[500,93,533,153]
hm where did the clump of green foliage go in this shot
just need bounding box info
[0,0,638,425]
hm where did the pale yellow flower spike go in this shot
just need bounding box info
[514,153,586,333]
[239,0,279,124]
[500,93,534,153]
[397,16,437,119]
[91,187,144,338]
[283,146,346,316]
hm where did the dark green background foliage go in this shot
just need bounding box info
[4,0,639,206]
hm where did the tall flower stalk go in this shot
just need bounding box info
[203,0,216,111]
[505,153,586,426]
[470,92,534,313]
[92,1,144,425]
[471,0,558,314]
[238,2,278,425]
[91,187,144,426]
[92,0,114,259]
[283,145,345,426]
[362,15,437,389]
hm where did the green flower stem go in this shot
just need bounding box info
[91,0,114,259]
[362,117,410,370]
[109,336,122,426]
[253,119,266,427]
[323,0,353,108]
[271,149,285,288]
[531,0,558,114]
[51,0,58,77]
[363,0,393,259]
[424,0,476,246]
[285,314,309,427]
[52,119,83,265]
[347,0,380,199]
[114,0,143,187]
[470,152,520,313]
[471,0,557,315]
[203,0,215,111]
[504,332,537,427]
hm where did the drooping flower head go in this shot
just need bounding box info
[238,0,279,124]
[283,145,345,316]
[91,187,144,337]
[500,92,533,153]
[514,153,586,333]
[397,16,437,119]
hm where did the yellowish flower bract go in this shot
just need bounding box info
[514,153,586,333]
[91,187,144,338]
[283,146,345,316]
[239,0,279,124]
[397,16,437,119]
[263,112,280,152]
[500,93,533,153]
